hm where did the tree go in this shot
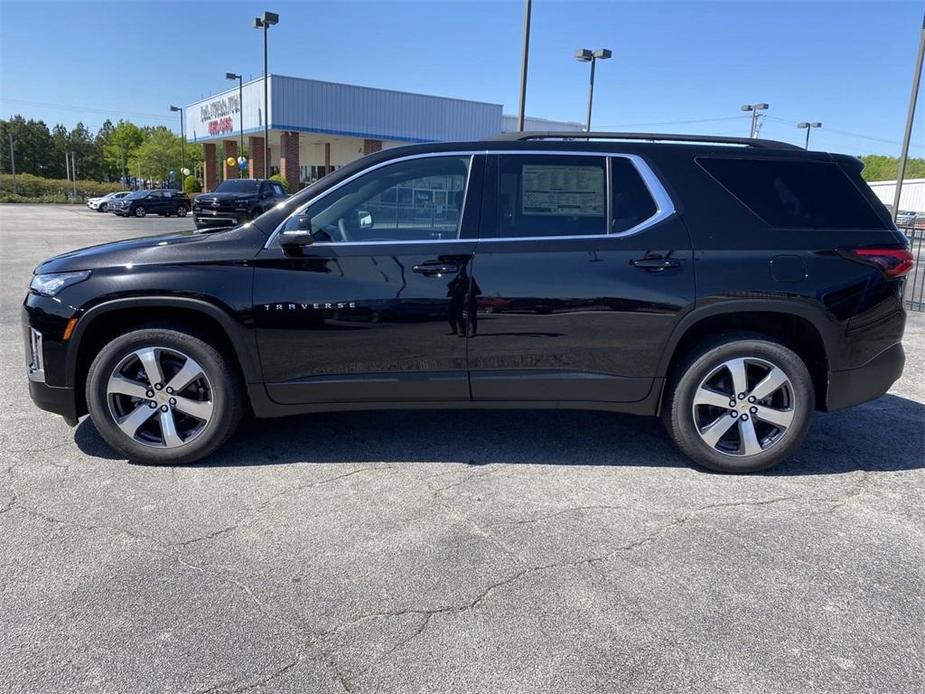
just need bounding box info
[129,126,201,183]
[183,175,202,194]
[49,124,70,179]
[0,116,53,176]
[102,120,144,183]
[860,155,925,181]
[68,122,102,181]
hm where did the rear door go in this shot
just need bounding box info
[467,151,694,403]
[252,152,484,404]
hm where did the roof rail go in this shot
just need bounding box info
[486,131,803,151]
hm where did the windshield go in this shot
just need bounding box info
[126,190,148,200]
[214,180,260,194]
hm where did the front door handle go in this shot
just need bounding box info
[412,263,459,276]
[631,257,680,270]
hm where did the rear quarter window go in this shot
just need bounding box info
[697,157,888,230]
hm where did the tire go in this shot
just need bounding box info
[98,203,107,212]
[176,205,188,217]
[134,206,146,218]
[85,326,244,465]
[662,333,814,473]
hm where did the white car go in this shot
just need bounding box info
[87,191,130,212]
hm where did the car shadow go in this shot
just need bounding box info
[73,393,925,476]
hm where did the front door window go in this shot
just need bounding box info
[280,155,472,243]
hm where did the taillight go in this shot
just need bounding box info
[840,247,914,278]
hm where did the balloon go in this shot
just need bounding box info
[226,157,236,167]
[182,168,190,176]
[237,156,247,165]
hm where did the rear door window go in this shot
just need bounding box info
[611,157,658,233]
[698,158,887,230]
[499,155,607,238]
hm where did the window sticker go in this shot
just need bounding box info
[522,165,604,217]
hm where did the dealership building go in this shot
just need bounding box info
[184,74,581,191]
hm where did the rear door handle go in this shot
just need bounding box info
[631,257,680,270]
[412,263,459,276]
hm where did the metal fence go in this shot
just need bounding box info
[901,225,925,312]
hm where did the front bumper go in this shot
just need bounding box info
[28,379,78,425]
[23,321,79,424]
[825,342,905,411]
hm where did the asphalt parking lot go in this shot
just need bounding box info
[1,204,923,693]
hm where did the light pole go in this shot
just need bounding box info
[576,48,612,132]
[226,72,245,166]
[796,121,822,150]
[516,0,532,132]
[169,105,185,174]
[741,103,769,138]
[7,133,16,195]
[253,11,279,179]
[893,9,925,223]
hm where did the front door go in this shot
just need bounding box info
[253,153,483,404]
[467,152,694,403]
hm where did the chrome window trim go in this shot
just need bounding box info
[265,149,676,249]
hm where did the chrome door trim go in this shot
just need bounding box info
[265,149,677,249]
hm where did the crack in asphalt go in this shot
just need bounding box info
[317,490,868,673]
[2,469,373,694]
[179,466,381,549]
[0,454,887,692]
[486,503,633,526]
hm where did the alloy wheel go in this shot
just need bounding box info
[691,357,795,457]
[106,346,214,448]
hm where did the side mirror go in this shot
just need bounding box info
[280,223,314,256]
[357,209,373,230]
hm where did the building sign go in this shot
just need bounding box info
[200,95,240,135]
[208,117,234,135]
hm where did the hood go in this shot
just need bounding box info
[35,224,268,274]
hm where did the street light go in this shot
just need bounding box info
[253,11,279,179]
[576,48,612,132]
[169,105,185,175]
[516,0,532,132]
[226,72,245,165]
[796,121,822,150]
[741,103,769,138]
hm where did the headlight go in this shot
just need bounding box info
[30,271,91,297]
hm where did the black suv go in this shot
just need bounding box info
[111,189,191,218]
[23,133,911,472]
[193,178,288,229]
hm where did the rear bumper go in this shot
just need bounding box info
[825,342,905,411]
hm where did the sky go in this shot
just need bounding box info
[0,0,922,157]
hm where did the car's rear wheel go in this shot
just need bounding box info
[86,327,244,465]
[176,205,188,217]
[662,334,814,473]
[134,206,146,218]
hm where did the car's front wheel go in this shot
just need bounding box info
[98,203,107,212]
[176,205,188,217]
[86,327,244,464]
[662,334,814,473]
[133,206,146,218]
